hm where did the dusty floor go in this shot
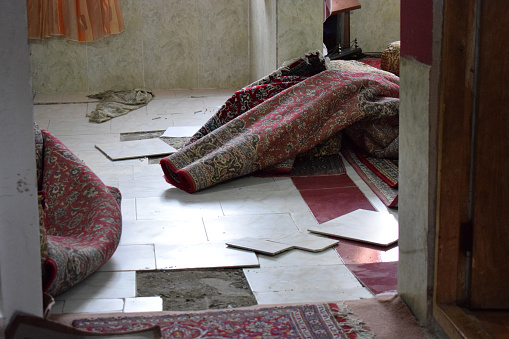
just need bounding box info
[136,269,258,311]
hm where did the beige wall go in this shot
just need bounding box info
[351,0,400,53]
[30,0,250,93]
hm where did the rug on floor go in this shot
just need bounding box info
[342,145,398,208]
[72,302,375,339]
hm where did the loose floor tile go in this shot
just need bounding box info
[203,214,300,241]
[308,209,399,246]
[257,248,343,268]
[135,196,224,220]
[155,242,259,270]
[253,288,373,304]
[63,298,124,314]
[99,244,156,271]
[272,233,339,252]
[226,237,293,256]
[124,297,163,313]
[161,125,201,137]
[95,138,177,160]
[55,271,136,301]
[119,218,207,245]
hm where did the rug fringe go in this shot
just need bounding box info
[333,301,377,339]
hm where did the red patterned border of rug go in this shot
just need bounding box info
[353,149,398,188]
[72,303,375,339]
[342,146,398,208]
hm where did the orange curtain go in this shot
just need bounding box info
[26,0,124,42]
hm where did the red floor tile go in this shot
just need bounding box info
[346,261,398,295]
[334,239,398,265]
[298,186,375,224]
[292,174,357,190]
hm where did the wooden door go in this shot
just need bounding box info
[469,1,509,309]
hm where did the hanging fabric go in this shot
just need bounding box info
[26,0,124,42]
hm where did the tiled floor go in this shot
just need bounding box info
[34,89,398,315]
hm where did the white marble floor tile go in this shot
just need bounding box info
[110,113,172,133]
[273,233,339,252]
[89,165,134,186]
[219,189,311,216]
[272,177,298,191]
[63,298,124,314]
[34,103,89,121]
[290,210,320,232]
[172,88,236,98]
[226,238,293,256]
[203,214,301,241]
[170,114,213,127]
[99,244,156,271]
[48,118,112,136]
[119,218,207,245]
[202,176,281,194]
[56,133,121,154]
[253,288,373,305]
[78,150,150,168]
[135,195,224,220]
[155,242,259,270]
[243,265,362,294]
[117,176,171,199]
[308,209,399,247]
[161,125,201,137]
[257,248,344,268]
[124,297,163,313]
[96,138,176,160]
[146,97,206,115]
[34,92,99,104]
[121,198,137,221]
[55,271,136,301]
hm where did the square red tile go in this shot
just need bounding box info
[334,238,399,265]
[346,261,398,295]
[298,186,375,224]
[292,174,356,190]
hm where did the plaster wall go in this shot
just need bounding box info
[0,1,44,327]
[351,0,400,53]
[398,57,431,322]
[29,0,250,93]
[249,0,277,82]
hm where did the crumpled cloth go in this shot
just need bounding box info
[87,89,154,123]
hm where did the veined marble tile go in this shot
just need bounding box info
[257,248,344,268]
[95,138,176,160]
[110,113,172,133]
[219,189,311,216]
[308,209,399,247]
[253,288,373,305]
[121,198,137,221]
[63,298,125,314]
[155,242,259,270]
[199,176,281,195]
[243,264,362,294]
[146,97,206,115]
[173,89,237,98]
[170,114,214,127]
[99,244,156,271]
[135,195,223,220]
[203,213,300,241]
[117,176,171,199]
[119,218,207,245]
[48,118,112,136]
[161,125,201,138]
[56,133,121,154]
[226,238,293,256]
[55,271,136,300]
[33,103,89,121]
[272,233,339,252]
[124,297,163,313]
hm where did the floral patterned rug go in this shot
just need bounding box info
[72,303,375,338]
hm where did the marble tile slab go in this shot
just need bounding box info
[253,288,373,305]
[257,248,343,268]
[95,138,177,160]
[55,271,136,301]
[155,242,259,270]
[62,298,125,314]
[124,297,163,313]
[161,125,201,137]
[308,209,399,246]
[135,195,224,220]
[99,244,156,271]
[119,218,207,245]
[273,233,339,252]
[226,237,293,256]
[203,214,300,241]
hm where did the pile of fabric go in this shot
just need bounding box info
[160,51,399,194]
